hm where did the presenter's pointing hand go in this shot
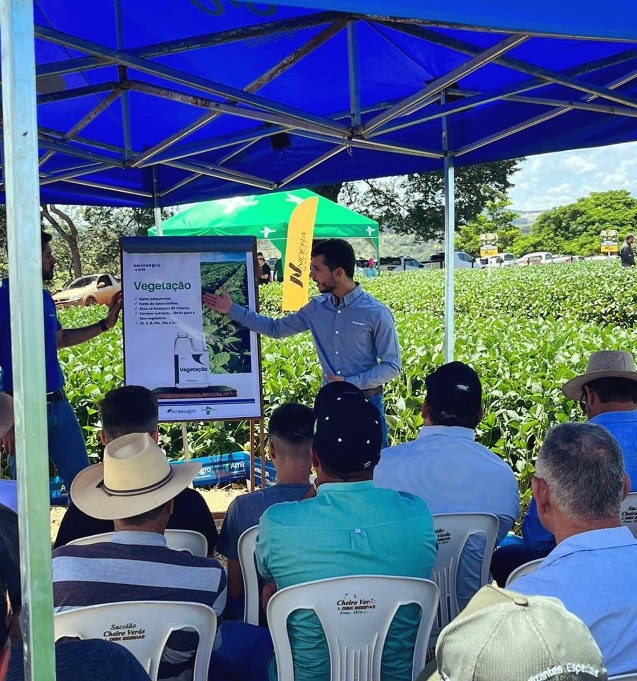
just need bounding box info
[203,288,233,315]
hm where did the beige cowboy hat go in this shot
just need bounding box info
[0,393,14,439]
[71,432,201,520]
[562,350,637,400]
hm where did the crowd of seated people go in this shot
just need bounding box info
[2,348,637,679]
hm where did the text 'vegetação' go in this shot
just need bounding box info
[134,281,192,293]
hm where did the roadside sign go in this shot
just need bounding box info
[600,229,618,254]
[480,232,498,257]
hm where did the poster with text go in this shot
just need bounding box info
[121,236,262,421]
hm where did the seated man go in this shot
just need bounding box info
[256,389,438,681]
[422,585,607,681]
[493,350,637,584]
[54,385,219,554]
[52,432,227,681]
[513,422,637,677]
[374,361,519,607]
[217,402,314,607]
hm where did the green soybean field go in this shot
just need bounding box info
[58,260,637,505]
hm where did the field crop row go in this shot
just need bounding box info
[57,262,635,503]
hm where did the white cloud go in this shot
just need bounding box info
[561,155,595,174]
[509,141,637,212]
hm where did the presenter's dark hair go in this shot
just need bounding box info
[312,239,355,278]
[100,385,159,439]
[41,231,52,249]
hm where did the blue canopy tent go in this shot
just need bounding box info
[3,1,637,676]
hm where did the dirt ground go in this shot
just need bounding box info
[49,484,246,544]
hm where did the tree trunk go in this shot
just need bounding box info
[41,204,83,278]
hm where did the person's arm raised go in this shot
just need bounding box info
[57,291,122,349]
[203,287,312,339]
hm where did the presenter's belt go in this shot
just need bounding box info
[46,389,65,403]
[361,386,382,398]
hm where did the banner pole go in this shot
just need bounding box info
[259,417,266,489]
[249,419,256,491]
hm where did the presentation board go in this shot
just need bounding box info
[121,236,262,421]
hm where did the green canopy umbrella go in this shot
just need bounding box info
[149,189,379,261]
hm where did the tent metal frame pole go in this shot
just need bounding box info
[458,69,637,155]
[39,162,116,185]
[114,0,131,163]
[34,25,351,137]
[0,0,56,678]
[136,126,282,167]
[36,136,125,166]
[279,146,347,187]
[38,90,122,167]
[164,159,275,190]
[503,94,637,117]
[347,20,361,128]
[365,33,528,134]
[131,20,345,169]
[62,178,153,197]
[35,11,345,78]
[39,125,126,154]
[370,48,637,138]
[125,80,347,139]
[383,23,637,110]
[36,81,120,103]
[442,95,455,364]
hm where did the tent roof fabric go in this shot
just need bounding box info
[13,1,637,207]
[148,188,379,251]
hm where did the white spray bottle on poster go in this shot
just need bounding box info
[174,331,209,389]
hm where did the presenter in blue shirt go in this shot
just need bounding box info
[204,238,401,446]
[0,231,122,491]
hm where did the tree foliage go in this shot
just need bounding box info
[521,190,637,257]
[340,159,522,241]
[456,197,521,257]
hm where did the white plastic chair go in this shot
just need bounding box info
[505,558,543,587]
[267,575,439,681]
[237,525,259,625]
[54,600,216,681]
[66,529,208,556]
[620,492,637,538]
[429,513,499,639]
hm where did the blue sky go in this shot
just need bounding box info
[509,141,637,212]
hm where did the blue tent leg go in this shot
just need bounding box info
[443,151,455,363]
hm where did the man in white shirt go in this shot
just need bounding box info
[374,361,519,607]
[513,422,637,677]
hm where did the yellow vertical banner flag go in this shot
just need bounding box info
[282,197,318,312]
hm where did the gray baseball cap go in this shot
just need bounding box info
[430,585,607,681]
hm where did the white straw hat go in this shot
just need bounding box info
[71,432,201,520]
[562,350,637,399]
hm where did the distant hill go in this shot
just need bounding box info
[512,209,544,233]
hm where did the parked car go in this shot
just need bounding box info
[379,256,424,272]
[423,251,482,269]
[517,251,554,266]
[485,252,517,267]
[52,273,121,308]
